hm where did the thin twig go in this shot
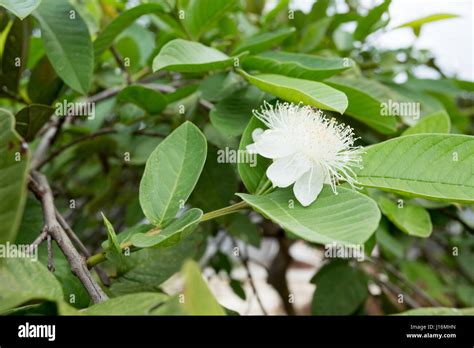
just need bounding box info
[56,210,110,286]
[376,258,442,307]
[373,277,421,309]
[110,46,132,85]
[28,171,108,304]
[47,234,55,272]
[28,227,48,253]
[231,238,268,315]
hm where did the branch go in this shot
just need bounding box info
[28,171,108,304]
[56,209,110,287]
[231,238,268,315]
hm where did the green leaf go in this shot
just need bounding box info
[117,85,168,114]
[242,51,355,80]
[14,104,54,142]
[210,86,266,138]
[237,187,381,246]
[398,307,474,316]
[356,134,474,203]
[190,147,238,211]
[180,0,238,40]
[237,116,271,194]
[131,208,202,248]
[1,17,30,92]
[298,18,331,52]
[402,110,451,135]
[240,71,348,113]
[354,0,391,41]
[395,13,459,37]
[232,27,295,55]
[226,213,261,247]
[0,109,30,244]
[93,3,166,59]
[153,39,238,73]
[311,261,368,315]
[139,121,207,227]
[375,219,405,259]
[33,0,93,94]
[101,213,126,267]
[325,76,399,134]
[378,197,432,238]
[27,56,63,105]
[83,292,169,315]
[110,232,207,296]
[181,260,226,315]
[0,258,63,314]
[0,0,40,19]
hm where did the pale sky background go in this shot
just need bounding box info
[273,0,473,80]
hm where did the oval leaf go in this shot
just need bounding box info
[325,76,399,134]
[117,85,168,114]
[33,0,93,94]
[0,0,40,19]
[131,208,203,248]
[153,39,238,73]
[402,110,451,135]
[15,104,54,142]
[93,3,166,59]
[356,134,474,203]
[232,27,295,55]
[0,109,30,244]
[378,197,432,238]
[240,71,348,113]
[139,121,207,227]
[243,51,355,80]
[237,187,381,246]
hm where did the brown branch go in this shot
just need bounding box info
[55,209,110,286]
[47,234,55,272]
[28,171,108,304]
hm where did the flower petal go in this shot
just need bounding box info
[253,129,297,159]
[266,153,311,188]
[293,165,325,207]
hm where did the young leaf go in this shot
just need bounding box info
[33,0,93,94]
[378,197,432,238]
[0,109,30,244]
[356,134,474,203]
[181,260,226,315]
[101,213,126,268]
[14,104,54,142]
[117,85,168,114]
[131,208,203,248]
[353,0,391,41]
[237,187,381,246]
[242,51,355,80]
[0,0,40,19]
[139,121,207,227]
[395,13,459,37]
[153,39,238,73]
[240,71,348,113]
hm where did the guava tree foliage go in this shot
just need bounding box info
[0,0,473,316]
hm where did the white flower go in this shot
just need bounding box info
[247,101,363,207]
